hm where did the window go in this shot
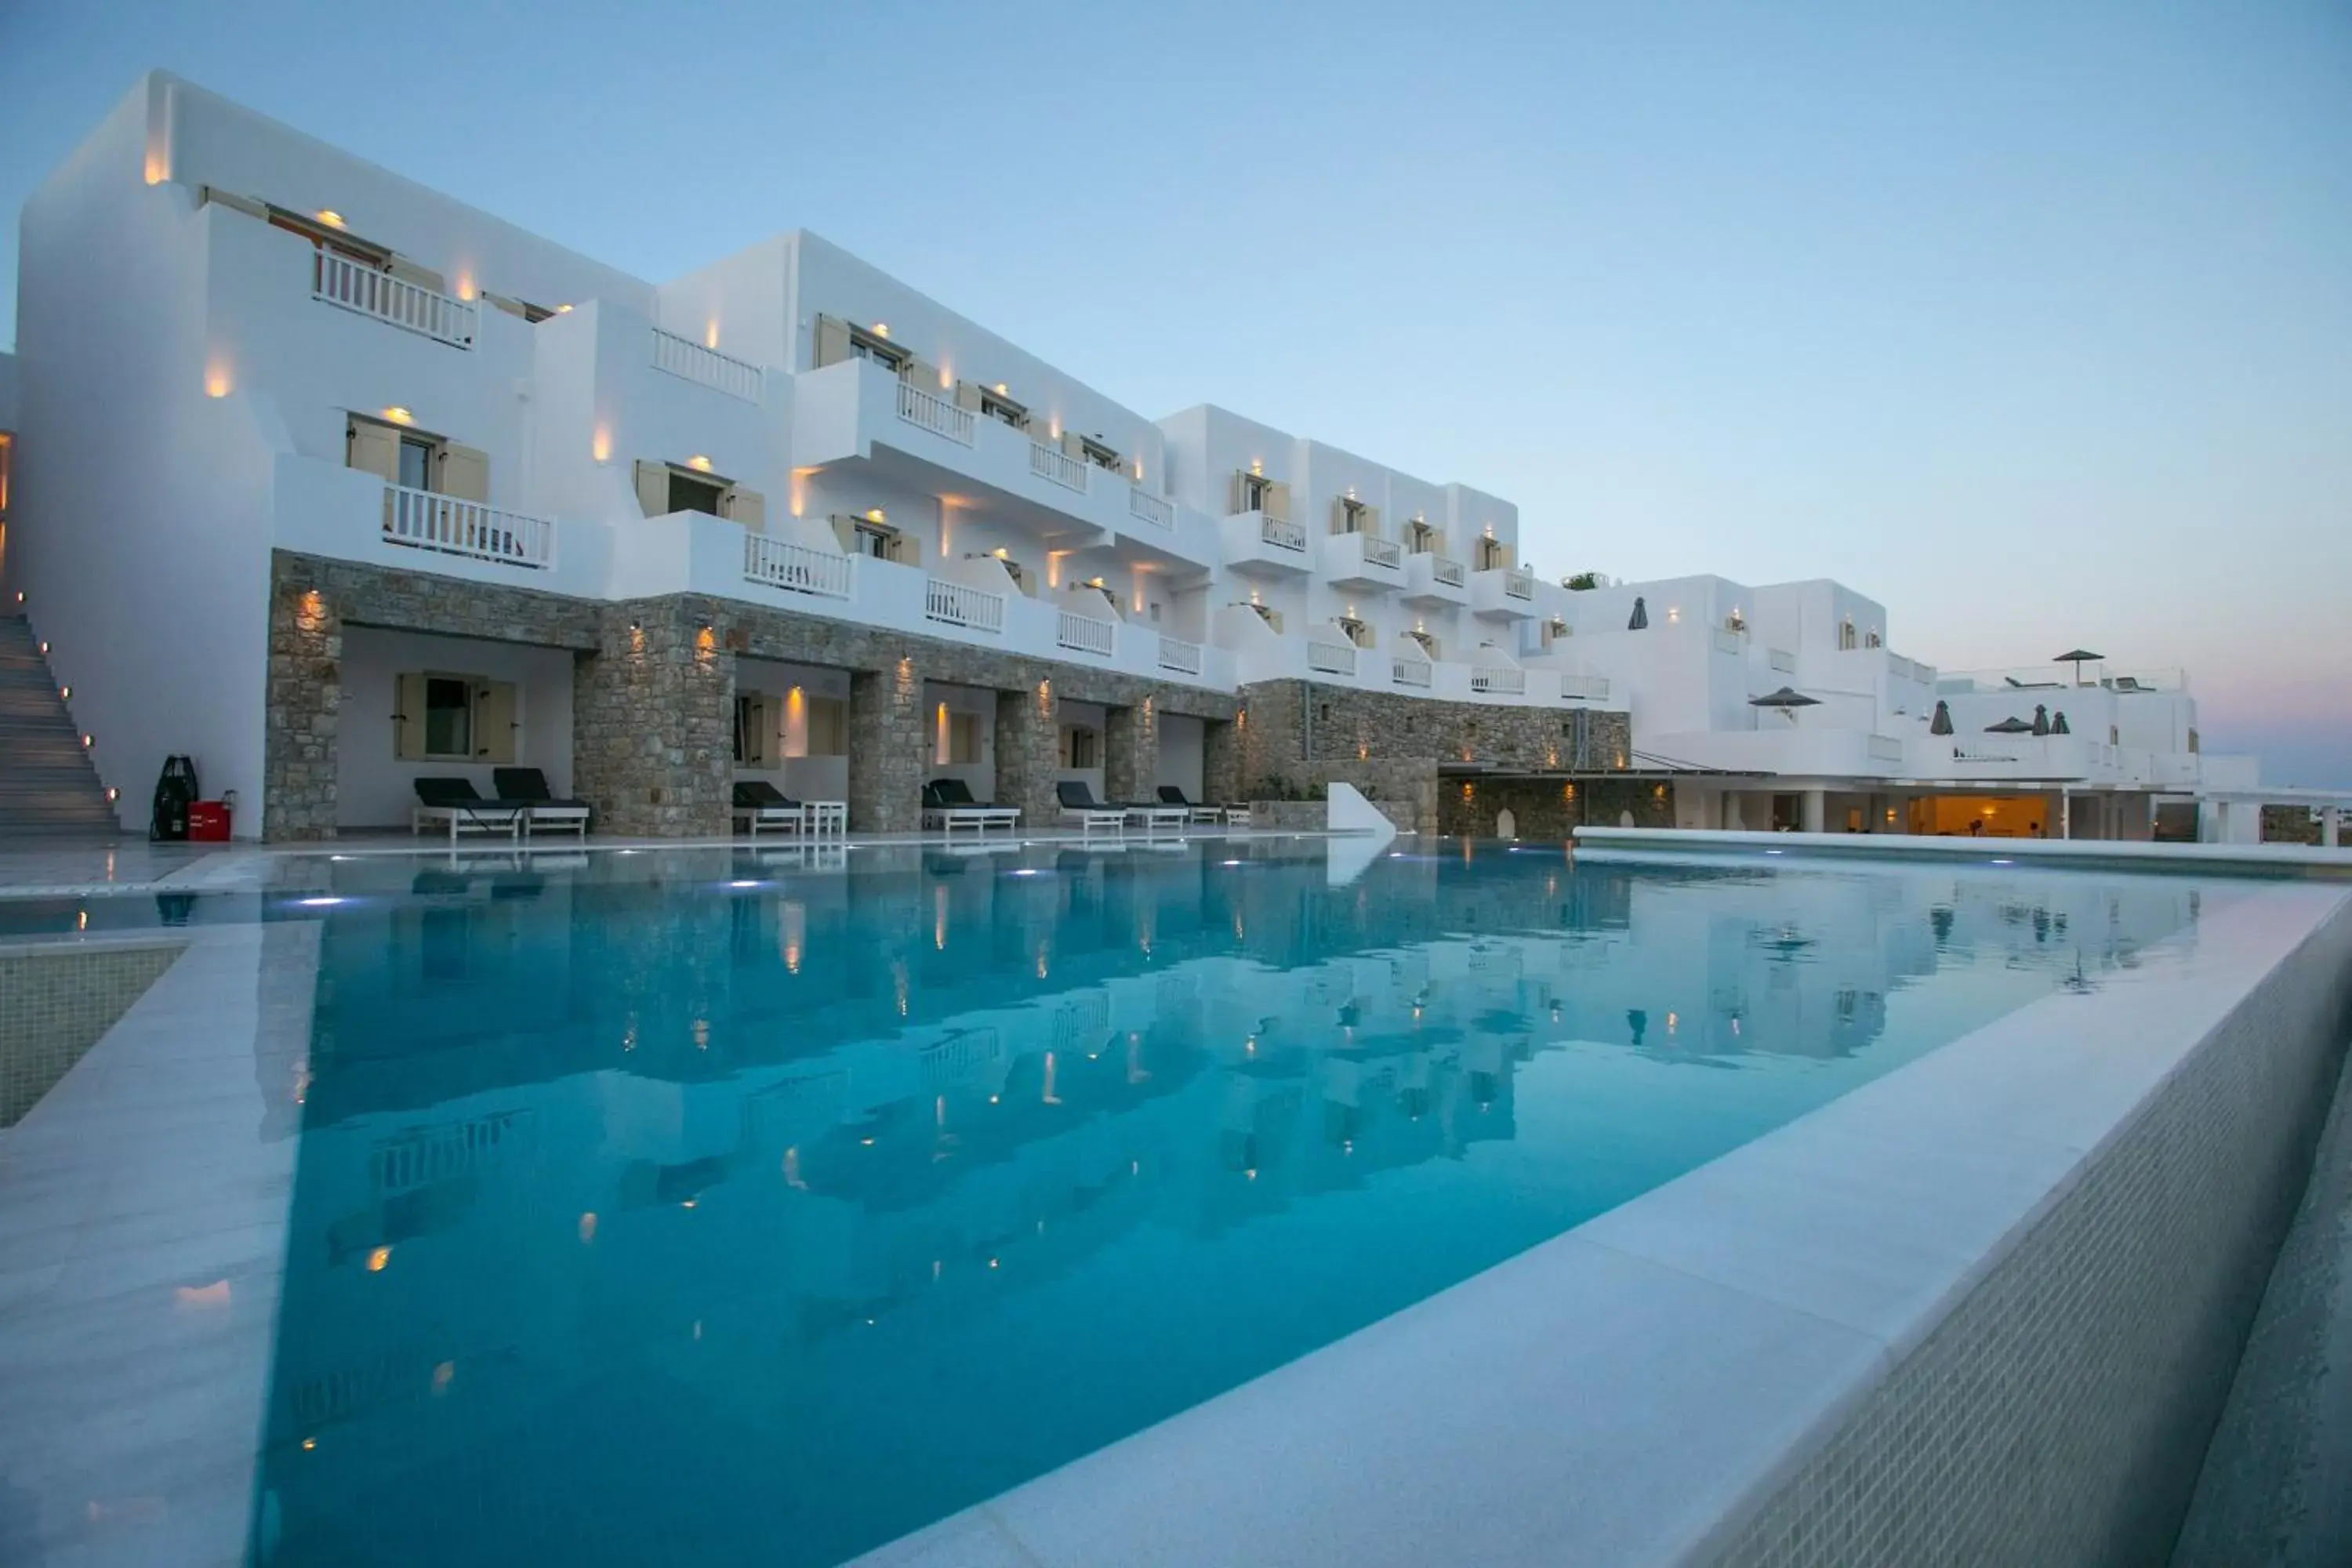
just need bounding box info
[397,435,434,492]
[813,314,912,375]
[670,470,726,516]
[635,460,763,526]
[1476,536,1508,570]
[805,697,849,757]
[979,388,1029,431]
[1336,615,1373,649]
[1061,727,1099,768]
[1839,619,1859,651]
[853,521,898,560]
[734,694,771,767]
[849,330,908,373]
[1407,629,1439,657]
[348,416,489,503]
[1334,496,1371,535]
[394,673,515,763]
[1406,519,1435,554]
[1865,630,1882,649]
[1076,434,1123,473]
[1232,469,1290,520]
[1239,471,1273,511]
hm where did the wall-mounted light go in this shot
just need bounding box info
[872,322,891,339]
[106,787,119,804]
[59,686,70,699]
[592,426,611,463]
[865,507,886,523]
[1249,459,1264,476]
[992,546,1008,559]
[382,406,414,426]
[204,363,233,398]
[703,321,720,350]
[993,382,1008,394]
[687,455,713,473]
[316,209,346,229]
[82,734,93,748]
[555,303,574,314]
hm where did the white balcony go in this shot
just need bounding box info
[1323,531,1406,592]
[1127,486,1175,531]
[1469,663,1526,696]
[1029,440,1091,493]
[272,455,608,597]
[652,328,764,404]
[925,576,1006,633]
[382,484,556,570]
[743,534,851,600]
[898,380,977,446]
[311,249,475,348]
[1156,635,1203,676]
[1469,565,1538,619]
[1559,673,1613,703]
[1056,609,1116,657]
[1391,655,1434,688]
[1307,639,1359,677]
[1401,552,1469,608]
[1219,510,1313,577]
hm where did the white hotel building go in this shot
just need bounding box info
[0,74,2274,843]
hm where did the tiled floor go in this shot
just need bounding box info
[0,920,317,1568]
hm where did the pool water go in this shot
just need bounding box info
[249,840,2212,1566]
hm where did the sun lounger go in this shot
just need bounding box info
[492,768,591,839]
[1055,780,1128,834]
[732,780,808,839]
[1157,786,1231,826]
[923,779,1022,838]
[411,778,525,844]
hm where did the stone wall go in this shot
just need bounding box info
[1436,775,1675,838]
[573,597,732,838]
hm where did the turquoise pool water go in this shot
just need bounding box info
[249,840,2211,1566]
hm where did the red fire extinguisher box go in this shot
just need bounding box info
[187,800,232,842]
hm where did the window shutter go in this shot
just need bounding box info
[906,357,938,388]
[633,460,670,517]
[1229,470,1249,515]
[953,380,982,411]
[439,442,490,503]
[476,680,518,764]
[812,314,851,369]
[394,673,426,760]
[726,486,767,532]
[1361,504,1381,538]
[1330,496,1349,535]
[348,419,401,483]
[829,514,858,554]
[1265,481,1291,524]
[1061,430,1087,460]
[889,532,919,567]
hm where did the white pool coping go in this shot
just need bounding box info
[1572,824,2352,876]
[852,876,2352,1568]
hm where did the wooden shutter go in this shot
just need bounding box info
[394,673,426,760]
[1229,470,1248,515]
[439,442,489,503]
[1265,481,1291,524]
[476,680,517,764]
[953,381,983,411]
[1330,496,1351,535]
[808,697,848,757]
[348,419,401,483]
[906,357,938,388]
[829,514,858,554]
[633,460,670,517]
[726,486,766,531]
[1360,504,1381,538]
[812,314,851,369]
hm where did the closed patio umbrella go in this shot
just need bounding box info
[1628,596,1649,630]
[2053,648,2103,684]
[1749,686,1820,724]
[1984,716,2035,735]
[2052,711,2071,735]
[1929,699,1954,735]
[2032,703,2050,736]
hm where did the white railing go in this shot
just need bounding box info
[1429,555,1465,586]
[1360,535,1403,569]
[372,1110,532,1198]
[1951,746,2022,764]
[652,328,763,404]
[1867,735,1904,763]
[1713,627,1745,655]
[1769,648,1797,673]
[1307,641,1358,677]
[1471,665,1526,695]
[1157,635,1203,675]
[920,1029,1002,1091]
[1128,486,1174,530]
[1261,515,1307,552]
[1503,567,1534,600]
[1391,655,1433,688]
[313,250,475,348]
[1560,673,1612,702]
[1029,441,1091,492]
[743,534,851,600]
[898,380,976,446]
[1887,654,1916,682]
[925,577,1005,632]
[383,484,555,568]
[1057,610,1115,657]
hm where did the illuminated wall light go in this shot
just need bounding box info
[555,303,574,314]
[865,507,886,523]
[993,382,1008,394]
[315,209,346,229]
[687,454,713,472]
[381,406,414,426]
[704,321,720,349]
[81,734,93,749]
[454,271,477,302]
[872,321,891,339]
[592,426,612,463]
[58,686,69,699]
[204,361,233,398]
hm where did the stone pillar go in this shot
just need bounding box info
[996,677,1060,826]
[1203,717,1240,808]
[848,655,927,833]
[1800,789,1828,834]
[573,601,732,837]
[1104,699,1158,807]
[263,575,344,841]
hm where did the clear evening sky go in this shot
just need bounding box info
[5,2,2346,783]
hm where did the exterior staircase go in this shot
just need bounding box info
[0,616,122,835]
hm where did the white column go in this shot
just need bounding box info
[1800,789,1827,833]
[2323,807,2340,848]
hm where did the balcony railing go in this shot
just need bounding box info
[1128,486,1174,531]
[1391,655,1433,688]
[1428,554,1465,586]
[1502,567,1534,600]
[898,381,976,446]
[1471,665,1526,695]
[1769,648,1797,673]
[1029,441,1090,492]
[652,328,763,404]
[1157,635,1203,676]
[743,534,851,600]
[1560,673,1612,702]
[1262,515,1307,552]
[382,484,554,569]
[925,577,1005,633]
[1057,610,1116,657]
[314,250,475,348]
[1713,627,1745,655]
[1867,735,1904,763]
[1307,641,1358,677]
[1359,535,1403,569]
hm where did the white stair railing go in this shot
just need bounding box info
[314,250,475,348]
[1391,655,1433,688]
[1261,515,1307,552]
[1056,610,1115,656]
[1127,486,1174,530]
[1029,441,1090,492]
[1156,635,1203,675]
[925,577,1006,632]
[652,328,764,403]
[1471,665,1526,695]
[1307,641,1357,677]
[382,484,555,568]
[743,535,852,599]
[898,380,977,446]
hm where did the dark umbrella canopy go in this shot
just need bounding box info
[1750,686,1820,724]
[1985,716,2035,734]
[2053,648,2103,683]
[1628,596,1649,630]
[2052,711,2071,735]
[2032,703,2051,737]
[1929,699,1954,735]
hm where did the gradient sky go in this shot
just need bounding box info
[5,1,2347,782]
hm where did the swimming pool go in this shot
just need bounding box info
[244,840,2222,1566]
